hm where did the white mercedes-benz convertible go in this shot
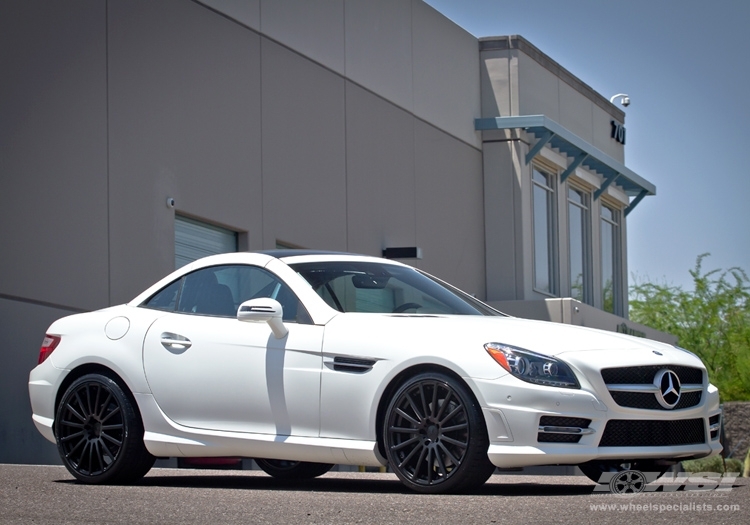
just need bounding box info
[29,251,722,493]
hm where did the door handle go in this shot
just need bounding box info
[160,332,192,352]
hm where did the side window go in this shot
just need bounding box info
[228,265,312,324]
[143,279,182,311]
[177,267,237,317]
[153,265,311,323]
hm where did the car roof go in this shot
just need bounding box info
[256,249,352,259]
[267,250,408,267]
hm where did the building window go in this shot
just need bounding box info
[175,215,238,269]
[600,204,621,314]
[567,187,590,303]
[532,168,556,295]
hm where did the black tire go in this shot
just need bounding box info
[55,373,155,484]
[383,372,495,493]
[255,459,334,480]
[579,460,669,484]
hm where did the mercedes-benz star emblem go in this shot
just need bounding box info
[654,369,681,409]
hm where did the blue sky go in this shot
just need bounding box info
[425,0,750,291]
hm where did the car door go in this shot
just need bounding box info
[142,264,323,437]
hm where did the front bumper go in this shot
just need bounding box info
[473,375,722,469]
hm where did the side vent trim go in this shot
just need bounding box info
[331,356,376,374]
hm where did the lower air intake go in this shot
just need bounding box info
[599,418,705,447]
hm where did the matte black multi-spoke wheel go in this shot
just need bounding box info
[384,372,495,493]
[255,458,334,480]
[55,374,155,484]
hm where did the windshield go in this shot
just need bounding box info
[290,261,504,316]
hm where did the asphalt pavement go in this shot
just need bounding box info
[0,465,746,524]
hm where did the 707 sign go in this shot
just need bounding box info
[611,120,626,144]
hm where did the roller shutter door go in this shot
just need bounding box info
[175,215,238,269]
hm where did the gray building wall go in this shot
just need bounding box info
[1,1,109,464]
[0,1,657,466]
[107,0,264,304]
[0,0,483,463]
[1,1,109,312]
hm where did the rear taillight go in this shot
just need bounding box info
[38,335,61,364]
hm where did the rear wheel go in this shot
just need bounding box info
[55,373,155,484]
[255,459,334,480]
[383,372,495,493]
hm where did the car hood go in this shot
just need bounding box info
[329,312,670,352]
[322,313,704,377]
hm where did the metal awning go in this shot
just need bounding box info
[475,115,655,216]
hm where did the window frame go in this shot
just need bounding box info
[531,167,558,297]
[600,201,622,315]
[567,184,592,305]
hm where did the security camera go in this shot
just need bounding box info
[166,197,176,208]
[609,93,630,107]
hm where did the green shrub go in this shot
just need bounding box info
[630,254,750,401]
[681,455,743,475]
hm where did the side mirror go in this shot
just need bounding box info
[237,298,288,339]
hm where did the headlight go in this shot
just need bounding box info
[484,343,579,389]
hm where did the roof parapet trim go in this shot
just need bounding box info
[475,115,655,214]
[479,36,625,121]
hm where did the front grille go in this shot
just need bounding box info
[602,365,703,411]
[599,419,705,447]
[537,416,592,444]
[602,366,703,385]
[610,390,702,410]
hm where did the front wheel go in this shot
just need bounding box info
[255,459,334,480]
[55,373,155,484]
[383,372,495,493]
